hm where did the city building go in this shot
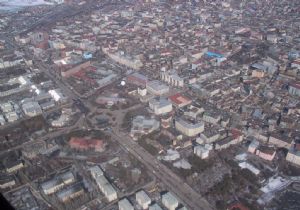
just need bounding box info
[169,93,192,108]
[288,82,300,96]
[127,72,148,87]
[89,166,117,202]
[194,145,210,159]
[255,145,276,161]
[149,97,173,115]
[41,172,75,195]
[175,119,204,137]
[69,137,105,152]
[136,190,151,209]
[160,71,184,87]
[118,198,134,210]
[146,80,169,96]
[149,203,163,210]
[5,160,24,173]
[130,115,160,139]
[21,101,42,117]
[162,192,179,210]
[286,140,300,166]
[56,183,85,203]
[0,177,16,189]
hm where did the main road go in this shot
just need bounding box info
[109,128,213,210]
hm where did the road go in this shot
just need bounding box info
[109,128,213,210]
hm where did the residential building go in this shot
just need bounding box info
[56,183,84,203]
[288,82,300,96]
[118,198,134,210]
[194,145,210,159]
[255,145,276,161]
[149,97,172,115]
[41,172,75,195]
[149,203,163,210]
[162,192,179,210]
[160,71,184,87]
[286,140,300,166]
[127,72,148,87]
[175,119,204,137]
[146,80,169,96]
[136,190,151,209]
[169,93,192,108]
[130,116,160,139]
[89,166,117,202]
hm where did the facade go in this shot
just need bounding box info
[149,98,172,115]
[22,101,42,117]
[162,192,179,210]
[41,172,75,195]
[160,71,184,87]
[269,134,292,149]
[288,82,300,96]
[127,72,148,87]
[200,129,220,144]
[194,145,210,159]
[255,146,276,161]
[175,119,204,137]
[56,183,84,202]
[215,135,243,150]
[5,160,24,173]
[89,166,117,202]
[0,177,15,189]
[149,203,163,210]
[248,140,259,154]
[286,141,300,166]
[202,111,221,125]
[130,116,160,139]
[146,80,169,96]
[118,198,134,210]
[136,190,151,209]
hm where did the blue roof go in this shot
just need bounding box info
[205,51,224,58]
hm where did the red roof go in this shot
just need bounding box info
[231,128,243,139]
[228,203,250,210]
[69,137,104,151]
[290,82,300,90]
[169,93,192,106]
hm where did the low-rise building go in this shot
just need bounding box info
[118,198,134,210]
[130,116,160,139]
[255,145,276,161]
[286,140,300,166]
[160,71,184,87]
[194,145,210,159]
[22,101,42,117]
[56,183,84,203]
[0,177,15,189]
[149,203,163,210]
[169,93,192,108]
[146,80,169,96]
[127,72,148,87]
[162,192,179,210]
[288,82,300,96]
[175,119,204,137]
[248,139,260,153]
[41,172,75,195]
[89,166,117,202]
[149,98,172,115]
[136,190,151,209]
[5,160,24,173]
